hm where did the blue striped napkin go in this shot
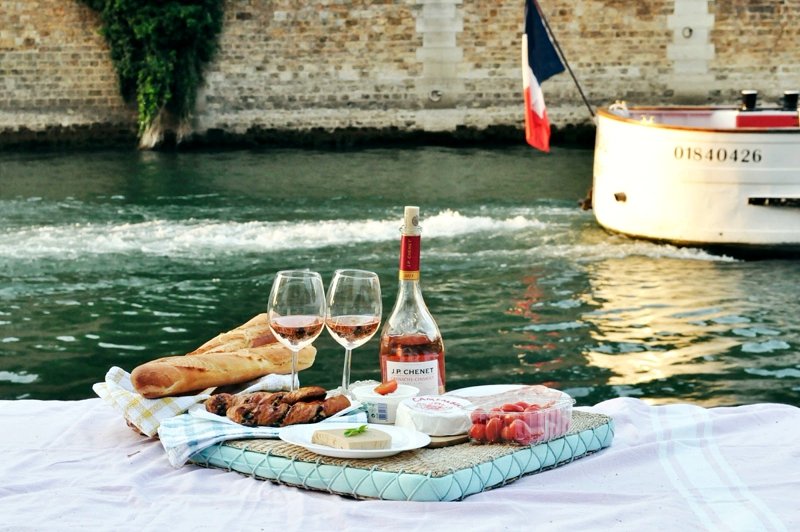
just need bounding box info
[158,403,368,467]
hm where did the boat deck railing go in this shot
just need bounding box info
[606,105,800,131]
[627,108,739,128]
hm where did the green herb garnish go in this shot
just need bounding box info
[343,425,368,437]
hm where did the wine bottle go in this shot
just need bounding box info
[379,206,446,395]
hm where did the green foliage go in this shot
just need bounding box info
[80,0,225,135]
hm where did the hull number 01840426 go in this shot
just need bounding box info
[673,146,762,163]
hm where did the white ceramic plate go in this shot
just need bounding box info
[444,384,524,398]
[279,422,431,459]
[189,399,362,426]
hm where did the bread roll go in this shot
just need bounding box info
[131,344,316,398]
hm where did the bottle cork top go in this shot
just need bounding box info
[403,206,421,235]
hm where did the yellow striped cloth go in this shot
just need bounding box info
[92,367,213,437]
[92,366,294,437]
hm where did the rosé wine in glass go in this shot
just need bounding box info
[325,269,382,394]
[268,270,326,391]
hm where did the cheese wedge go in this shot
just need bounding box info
[311,427,392,450]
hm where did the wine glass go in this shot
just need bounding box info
[267,270,326,392]
[325,269,382,395]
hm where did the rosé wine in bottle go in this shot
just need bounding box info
[379,206,446,395]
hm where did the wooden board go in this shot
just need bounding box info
[427,433,469,448]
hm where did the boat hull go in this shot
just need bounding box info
[592,107,800,249]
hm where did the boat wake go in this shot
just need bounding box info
[0,210,545,260]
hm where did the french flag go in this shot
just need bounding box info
[522,0,565,152]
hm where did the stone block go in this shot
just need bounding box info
[415,46,463,62]
[416,16,463,33]
[422,31,457,47]
[667,43,715,60]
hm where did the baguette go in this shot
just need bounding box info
[131,344,315,399]
[130,313,316,398]
[187,313,277,356]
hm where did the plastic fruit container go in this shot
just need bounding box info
[464,385,574,445]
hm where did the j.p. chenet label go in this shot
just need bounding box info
[385,359,438,395]
[673,146,763,163]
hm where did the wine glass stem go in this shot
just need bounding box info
[290,348,299,392]
[342,348,352,393]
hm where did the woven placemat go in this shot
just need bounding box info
[225,410,607,476]
[191,410,613,500]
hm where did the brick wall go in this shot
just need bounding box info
[1,0,799,146]
[713,0,800,104]
[0,1,134,143]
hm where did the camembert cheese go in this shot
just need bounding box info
[311,427,392,450]
[394,396,473,436]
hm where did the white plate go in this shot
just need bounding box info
[188,399,362,430]
[279,422,430,459]
[444,384,524,398]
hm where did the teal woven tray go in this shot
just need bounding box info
[191,410,613,501]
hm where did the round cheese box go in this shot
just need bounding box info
[394,395,473,436]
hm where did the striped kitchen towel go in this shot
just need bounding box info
[158,403,368,467]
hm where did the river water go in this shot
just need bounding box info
[1,146,798,407]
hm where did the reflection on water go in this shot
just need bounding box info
[581,257,796,405]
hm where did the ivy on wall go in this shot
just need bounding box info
[80,0,224,147]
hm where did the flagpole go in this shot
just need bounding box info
[533,0,595,119]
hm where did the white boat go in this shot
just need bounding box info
[591,98,800,255]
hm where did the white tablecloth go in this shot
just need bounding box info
[0,397,797,531]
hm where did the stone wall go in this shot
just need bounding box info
[0,1,135,145]
[1,0,799,147]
